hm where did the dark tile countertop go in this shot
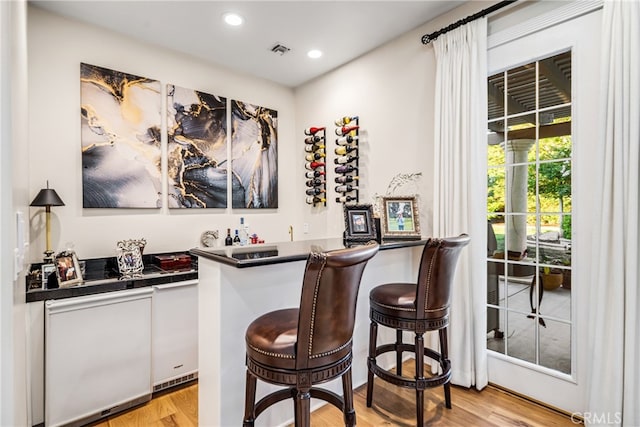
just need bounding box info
[190,237,428,268]
[26,252,198,303]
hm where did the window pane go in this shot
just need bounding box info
[507,64,536,115]
[488,167,505,213]
[539,318,571,374]
[488,137,505,166]
[488,72,505,119]
[506,311,536,364]
[505,113,537,141]
[539,51,571,109]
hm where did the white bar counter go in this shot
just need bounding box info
[191,238,426,427]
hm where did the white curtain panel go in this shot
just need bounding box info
[432,18,488,389]
[587,1,640,426]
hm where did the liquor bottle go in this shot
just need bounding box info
[305,170,325,179]
[224,228,233,246]
[306,188,326,196]
[334,145,357,155]
[305,135,324,144]
[304,127,325,135]
[335,184,358,193]
[334,164,357,174]
[304,144,325,152]
[336,195,357,203]
[239,217,249,246]
[233,229,241,245]
[336,135,359,146]
[306,196,326,204]
[305,161,325,170]
[305,152,325,161]
[305,178,324,187]
[335,125,359,136]
[335,175,359,184]
[334,116,358,127]
[334,155,358,164]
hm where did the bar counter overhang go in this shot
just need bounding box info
[191,237,427,427]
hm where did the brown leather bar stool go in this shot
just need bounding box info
[366,235,470,426]
[243,243,379,427]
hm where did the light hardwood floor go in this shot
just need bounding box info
[92,363,578,427]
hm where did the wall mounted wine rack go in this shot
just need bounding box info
[334,116,359,204]
[303,126,327,207]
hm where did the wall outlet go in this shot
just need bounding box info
[303,223,309,234]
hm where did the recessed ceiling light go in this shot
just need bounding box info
[307,49,322,59]
[223,12,244,26]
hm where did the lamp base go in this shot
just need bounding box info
[44,250,55,264]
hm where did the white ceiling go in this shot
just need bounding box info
[30,1,465,88]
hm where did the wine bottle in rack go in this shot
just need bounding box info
[304,127,325,135]
[305,161,325,170]
[335,184,358,193]
[305,178,324,187]
[304,144,325,152]
[334,155,358,164]
[305,152,325,161]
[305,135,324,144]
[336,195,357,203]
[335,125,359,136]
[335,175,359,184]
[306,187,326,196]
[335,135,359,145]
[306,196,327,204]
[334,145,357,155]
[334,164,357,174]
[305,170,325,179]
[334,116,359,126]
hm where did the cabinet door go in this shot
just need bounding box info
[152,280,198,388]
[45,288,153,427]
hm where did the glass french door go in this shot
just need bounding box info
[485,6,601,414]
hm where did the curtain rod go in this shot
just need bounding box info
[421,0,517,45]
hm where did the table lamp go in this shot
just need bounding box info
[30,181,65,263]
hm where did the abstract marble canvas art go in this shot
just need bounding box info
[230,100,278,208]
[167,84,228,208]
[80,63,162,208]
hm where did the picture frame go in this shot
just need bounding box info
[380,196,421,240]
[41,263,56,289]
[343,204,377,242]
[116,239,144,277]
[54,251,83,288]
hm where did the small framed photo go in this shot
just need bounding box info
[380,196,421,240]
[116,239,144,277]
[41,264,56,289]
[54,251,83,288]
[343,204,377,242]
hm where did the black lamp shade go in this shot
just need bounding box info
[30,188,65,207]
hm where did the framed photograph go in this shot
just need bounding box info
[41,264,56,289]
[343,204,377,242]
[116,239,144,277]
[380,196,421,240]
[54,251,83,288]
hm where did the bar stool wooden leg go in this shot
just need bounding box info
[396,329,404,376]
[439,328,452,409]
[415,331,425,427]
[295,389,311,427]
[366,320,378,407]
[243,370,257,427]
[342,367,356,426]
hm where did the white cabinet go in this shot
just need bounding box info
[45,288,153,427]
[152,280,198,391]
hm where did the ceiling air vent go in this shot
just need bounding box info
[271,44,291,56]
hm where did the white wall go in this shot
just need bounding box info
[295,1,494,239]
[27,6,299,261]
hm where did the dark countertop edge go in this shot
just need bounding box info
[190,238,427,269]
[26,270,198,303]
